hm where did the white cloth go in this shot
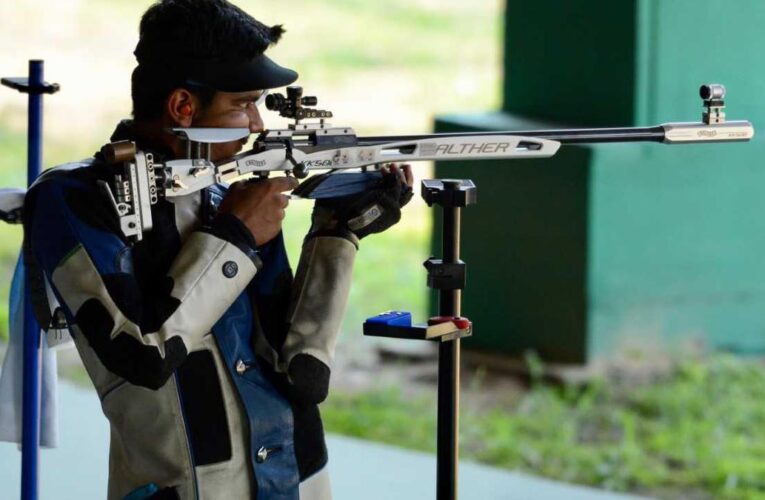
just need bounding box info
[0,187,25,222]
[0,255,59,448]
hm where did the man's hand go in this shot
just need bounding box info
[307,163,414,243]
[389,163,414,188]
[218,176,299,246]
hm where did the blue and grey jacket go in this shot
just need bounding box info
[24,123,356,500]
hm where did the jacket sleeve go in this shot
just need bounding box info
[278,235,357,403]
[27,178,260,389]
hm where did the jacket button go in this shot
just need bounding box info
[256,446,269,463]
[222,261,238,278]
[235,360,248,375]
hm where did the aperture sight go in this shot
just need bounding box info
[265,85,333,122]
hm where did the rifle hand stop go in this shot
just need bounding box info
[363,311,472,342]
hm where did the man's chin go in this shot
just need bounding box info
[210,143,246,162]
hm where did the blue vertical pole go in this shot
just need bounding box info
[21,59,44,500]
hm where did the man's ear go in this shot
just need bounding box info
[166,88,197,127]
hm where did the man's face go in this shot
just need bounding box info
[191,90,267,161]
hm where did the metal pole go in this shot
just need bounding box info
[21,59,45,500]
[436,181,462,500]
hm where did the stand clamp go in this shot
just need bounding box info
[424,259,466,291]
[422,179,477,208]
[1,77,60,95]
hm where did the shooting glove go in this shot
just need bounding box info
[297,168,414,246]
[281,168,412,403]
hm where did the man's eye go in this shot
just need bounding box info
[236,92,266,109]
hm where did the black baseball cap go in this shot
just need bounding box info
[134,0,298,92]
[179,54,298,92]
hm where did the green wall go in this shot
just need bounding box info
[503,0,636,125]
[435,0,765,362]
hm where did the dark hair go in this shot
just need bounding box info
[131,0,284,121]
[130,69,216,121]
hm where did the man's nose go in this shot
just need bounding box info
[248,106,264,134]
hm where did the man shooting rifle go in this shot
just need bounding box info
[23,1,412,498]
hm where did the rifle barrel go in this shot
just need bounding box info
[356,126,666,146]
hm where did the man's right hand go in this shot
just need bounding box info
[218,176,299,246]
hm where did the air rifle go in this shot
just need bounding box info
[100,83,754,242]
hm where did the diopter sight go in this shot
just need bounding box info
[265,86,333,123]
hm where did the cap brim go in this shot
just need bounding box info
[187,54,298,92]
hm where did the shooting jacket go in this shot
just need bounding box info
[25,122,355,500]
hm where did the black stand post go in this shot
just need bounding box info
[422,179,477,500]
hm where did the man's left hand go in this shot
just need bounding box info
[307,163,414,243]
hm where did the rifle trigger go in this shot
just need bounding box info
[285,140,308,178]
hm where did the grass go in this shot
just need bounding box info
[322,354,765,499]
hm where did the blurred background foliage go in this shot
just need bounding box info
[3,2,765,499]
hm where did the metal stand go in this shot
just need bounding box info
[364,178,476,500]
[423,179,476,500]
[2,60,60,500]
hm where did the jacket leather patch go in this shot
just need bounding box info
[74,298,187,390]
[176,350,233,466]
